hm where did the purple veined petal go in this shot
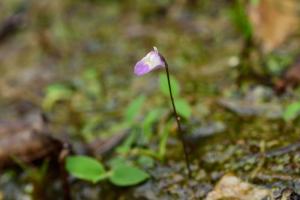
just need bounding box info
[134,60,152,76]
[134,47,166,76]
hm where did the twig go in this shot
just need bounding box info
[237,141,300,168]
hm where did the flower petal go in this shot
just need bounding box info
[134,47,166,76]
[134,60,151,76]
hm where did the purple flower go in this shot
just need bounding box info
[134,47,166,76]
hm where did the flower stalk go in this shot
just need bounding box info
[134,47,192,177]
[164,61,192,178]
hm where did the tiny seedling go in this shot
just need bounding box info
[65,155,149,186]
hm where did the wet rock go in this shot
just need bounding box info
[134,180,212,200]
[219,85,283,119]
[273,188,300,200]
[186,121,226,142]
[206,174,271,200]
[0,171,32,200]
[133,163,212,200]
[219,98,282,119]
[133,181,169,200]
[244,86,275,102]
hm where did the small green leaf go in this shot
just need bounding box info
[159,74,180,97]
[138,156,155,168]
[159,124,169,160]
[83,68,98,80]
[66,156,107,183]
[108,157,129,169]
[175,99,192,119]
[143,109,161,128]
[228,0,252,39]
[283,102,300,121]
[116,129,138,154]
[110,165,149,186]
[250,0,260,5]
[42,84,73,110]
[125,95,146,123]
[82,68,102,98]
[142,109,162,141]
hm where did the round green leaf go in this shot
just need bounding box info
[42,84,73,110]
[283,102,300,121]
[66,156,106,183]
[110,165,149,186]
[175,99,192,119]
[159,74,180,97]
[142,109,162,141]
[125,95,146,123]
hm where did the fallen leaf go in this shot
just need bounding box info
[248,0,299,52]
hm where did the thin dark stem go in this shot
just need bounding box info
[164,63,192,178]
[59,143,72,200]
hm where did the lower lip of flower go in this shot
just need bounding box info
[134,61,151,75]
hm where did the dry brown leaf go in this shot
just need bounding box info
[275,58,300,92]
[248,0,299,52]
[0,113,62,168]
